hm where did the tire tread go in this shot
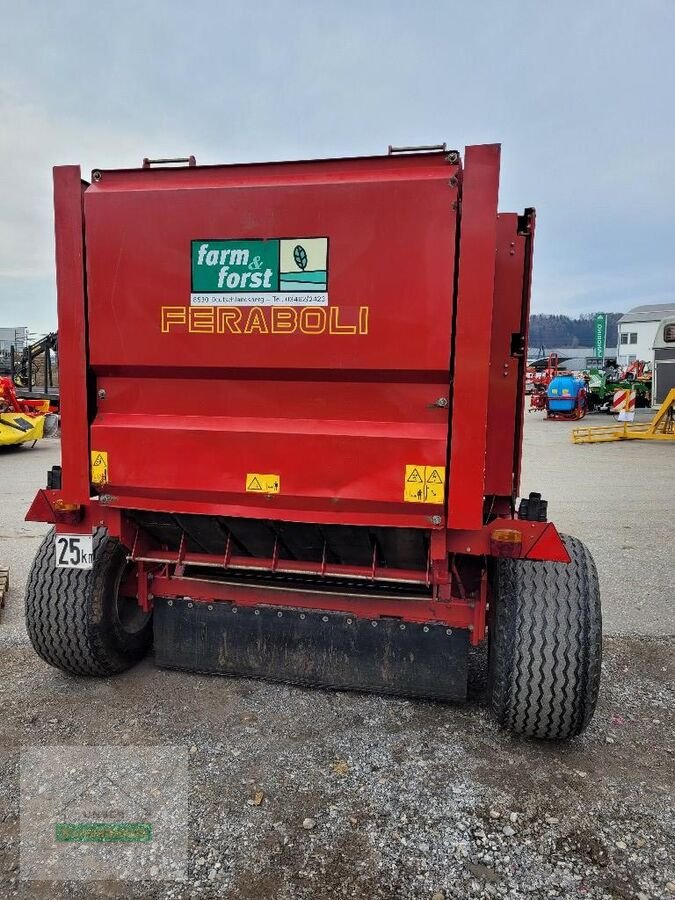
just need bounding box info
[490,535,602,739]
[25,528,149,676]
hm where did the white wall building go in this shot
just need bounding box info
[616,303,675,366]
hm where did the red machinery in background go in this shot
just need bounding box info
[528,352,563,411]
[24,145,601,740]
[0,376,57,446]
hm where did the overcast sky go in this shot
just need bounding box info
[1,0,673,334]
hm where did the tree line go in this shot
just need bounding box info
[528,313,621,351]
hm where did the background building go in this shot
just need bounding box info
[616,303,675,366]
[0,326,28,373]
[0,326,28,355]
[528,347,596,372]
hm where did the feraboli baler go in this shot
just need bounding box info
[25,144,602,739]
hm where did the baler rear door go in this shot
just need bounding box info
[84,152,459,530]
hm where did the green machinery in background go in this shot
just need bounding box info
[584,361,652,411]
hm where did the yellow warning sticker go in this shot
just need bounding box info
[90,450,108,485]
[404,464,446,504]
[404,465,425,502]
[246,473,280,494]
[423,466,446,503]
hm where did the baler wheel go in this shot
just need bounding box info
[25,527,151,676]
[488,535,601,740]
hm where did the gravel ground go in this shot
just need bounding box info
[0,417,674,899]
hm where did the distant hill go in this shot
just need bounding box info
[528,313,621,351]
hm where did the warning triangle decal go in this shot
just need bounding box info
[426,469,443,484]
[406,468,424,483]
[92,454,105,467]
[247,476,263,491]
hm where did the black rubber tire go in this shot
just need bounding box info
[488,535,602,740]
[25,527,152,676]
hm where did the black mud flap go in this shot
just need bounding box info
[153,598,469,702]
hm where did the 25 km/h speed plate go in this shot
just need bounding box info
[55,535,94,570]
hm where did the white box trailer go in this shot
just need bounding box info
[653,316,675,405]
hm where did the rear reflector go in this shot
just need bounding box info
[490,527,522,558]
[53,499,82,524]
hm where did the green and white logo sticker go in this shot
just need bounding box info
[191,237,328,306]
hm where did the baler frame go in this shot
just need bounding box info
[24,144,601,739]
[28,486,568,646]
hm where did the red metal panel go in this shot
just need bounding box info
[91,495,444,530]
[447,145,501,529]
[53,166,90,504]
[90,377,448,520]
[148,575,477,630]
[83,154,458,374]
[484,214,525,496]
[82,152,459,525]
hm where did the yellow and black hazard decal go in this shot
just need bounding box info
[404,465,445,504]
[90,450,109,485]
[246,473,280,494]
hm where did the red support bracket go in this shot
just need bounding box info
[136,561,152,613]
[53,166,91,506]
[222,531,232,569]
[470,575,488,646]
[447,144,501,530]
